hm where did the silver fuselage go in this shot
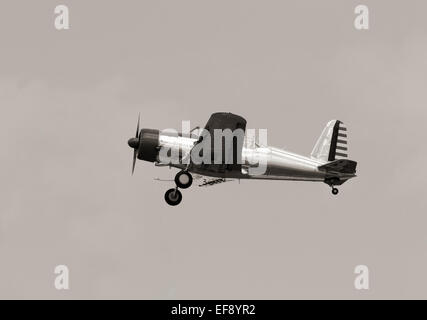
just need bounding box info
[156,134,344,182]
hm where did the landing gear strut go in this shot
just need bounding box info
[325,178,340,196]
[164,170,193,206]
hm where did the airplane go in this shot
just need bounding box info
[127,112,357,206]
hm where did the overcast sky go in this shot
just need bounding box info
[1,0,427,299]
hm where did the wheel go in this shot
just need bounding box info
[332,188,339,195]
[175,171,193,189]
[165,188,182,206]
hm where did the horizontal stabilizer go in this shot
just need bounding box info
[318,159,357,174]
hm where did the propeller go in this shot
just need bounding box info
[128,114,141,175]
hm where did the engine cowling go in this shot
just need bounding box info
[137,129,159,162]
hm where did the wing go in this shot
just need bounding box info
[192,112,247,174]
[203,112,247,133]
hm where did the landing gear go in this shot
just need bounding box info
[165,188,182,206]
[175,171,193,189]
[325,178,340,196]
[164,171,193,206]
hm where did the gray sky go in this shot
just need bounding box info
[1,0,427,299]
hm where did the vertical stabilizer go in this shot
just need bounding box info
[311,120,348,162]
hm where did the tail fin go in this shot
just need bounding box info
[311,120,348,162]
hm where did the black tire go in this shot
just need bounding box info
[165,188,182,206]
[175,171,193,189]
[332,188,339,195]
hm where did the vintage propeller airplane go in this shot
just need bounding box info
[127,113,357,206]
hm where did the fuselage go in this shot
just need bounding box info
[156,132,330,182]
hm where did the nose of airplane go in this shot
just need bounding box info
[128,137,139,149]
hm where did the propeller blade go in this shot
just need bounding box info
[132,149,137,175]
[136,113,140,138]
[131,113,141,175]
